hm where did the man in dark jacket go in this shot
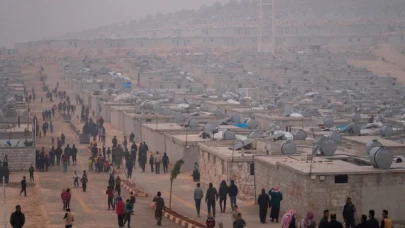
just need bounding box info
[10,205,25,228]
[112,136,118,148]
[64,144,72,165]
[205,183,218,217]
[218,180,228,213]
[343,197,356,228]
[366,210,379,228]
[328,213,343,228]
[356,215,368,228]
[257,188,271,223]
[19,177,27,197]
[71,144,78,165]
[131,148,137,168]
[55,146,63,165]
[153,192,165,226]
[162,152,169,173]
[129,132,135,142]
[319,209,330,228]
[228,180,238,212]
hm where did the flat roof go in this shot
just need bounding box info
[343,136,405,147]
[143,123,184,130]
[212,146,256,158]
[172,134,211,143]
[256,155,405,175]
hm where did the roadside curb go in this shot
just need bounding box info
[121,181,148,197]
[150,203,206,228]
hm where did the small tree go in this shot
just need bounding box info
[169,159,184,209]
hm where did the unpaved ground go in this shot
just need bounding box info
[348,44,405,84]
[0,173,50,228]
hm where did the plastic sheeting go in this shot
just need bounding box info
[113,93,138,103]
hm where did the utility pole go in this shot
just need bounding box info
[3,176,6,228]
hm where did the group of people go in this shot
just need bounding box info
[192,181,246,228]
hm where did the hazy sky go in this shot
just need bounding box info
[0,0,226,48]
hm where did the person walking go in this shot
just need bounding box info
[328,214,343,228]
[123,199,132,228]
[126,158,133,179]
[106,186,115,210]
[153,192,165,226]
[281,209,297,228]
[319,210,330,228]
[129,192,136,215]
[62,152,69,173]
[162,152,169,173]
[65,188,72,209]
[71,145,78,166]
[343,197,356,228]
[206,212,216,228]
[205,183,218,217]
[380,210,392,228]
[115,196,125,228]
[130,147,137,169]
[269,186,283,223]
[300,212,316,228]
[106,147,111,161]
[28,164,35,182]
[115,176,122,196]
[228,180,238,212]
[10,205,25,228]
[19,176,27,197]
[154,152,161,174]
[356,215,368,228]
[149,154,154,173]
[61,189,68,210]
[194,183,204,217]
[257,188,271,223]
[233,213,247,228]
[72,171,79,188]
[366,210,379,228]
[81,172,88,192]
[218,180,228,213]
[63,208,74,228]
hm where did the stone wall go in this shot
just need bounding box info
[254,157,405,222]
[0,147,35,171]
[199,147,255,200]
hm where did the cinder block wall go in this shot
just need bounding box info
[0,147,36,171]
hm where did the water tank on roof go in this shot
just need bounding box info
[248,131,262,139]
[327,103,334,109]
[324,116,334,128]
[223,129,236,140]
[400,108,405,115]
[153,104,162,114]
[283,105,293,116]
[162,109,172,115]
[384,110,393,117]
[280,141,297,155]
[188,119,199,129]
[247,117,259,129]
[200,104,209,112]
[293,129,307,140]
[214,107,224,116]
[380,125,394,137]
[369,147,393,169]
[203,123,214,134]
[320,139,337,156]
[302,109,312,118]
[327,132,342,144]
[352,113,361,122]
[174,113,186,124]
[188,103,196,109]
[231,114,241,124]
[366,139,383,155]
